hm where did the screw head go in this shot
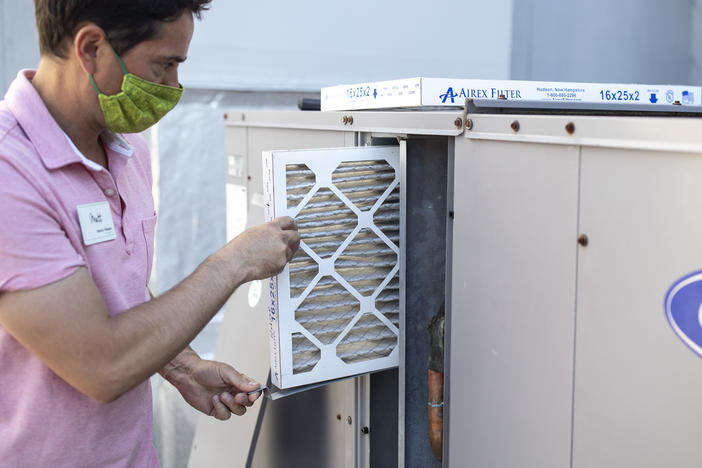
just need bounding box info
[565,122,576,134]
[454,117,463,128]
[342,116,348,125]
[465,119,473,130]
[578,234,589,247]
[361,426,370,434]
[347,116,354,125]
[346,416,353,425]
[510,120,520,132]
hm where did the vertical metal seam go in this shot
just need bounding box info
[442,137,456,468]
[398,140,408,468]
[569,145,583,468]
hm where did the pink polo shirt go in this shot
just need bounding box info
[0,71,159,467]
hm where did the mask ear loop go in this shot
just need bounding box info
[89,42,128,95]
[108,43,129,75]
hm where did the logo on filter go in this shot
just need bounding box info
[665,270,702,358]
[440,88,459,103]
[440,86,521,104]
[683,90,694,105]
[665,89,675,104]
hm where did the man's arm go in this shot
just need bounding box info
[0,217,299,404]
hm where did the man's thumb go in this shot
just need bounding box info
[222,366,260,391]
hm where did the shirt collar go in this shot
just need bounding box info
[4,69,133,171]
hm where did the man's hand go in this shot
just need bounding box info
[161,349,262,420]
[221,217,300,282]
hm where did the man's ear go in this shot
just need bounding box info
[73,24,107,75]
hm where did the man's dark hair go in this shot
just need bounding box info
[34,0,212,58]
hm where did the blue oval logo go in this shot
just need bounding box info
[665,270,702,357]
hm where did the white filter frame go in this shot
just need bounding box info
[263,146,401,389]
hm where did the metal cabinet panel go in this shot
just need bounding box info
[449,137,579,467]
[573,147,702,468]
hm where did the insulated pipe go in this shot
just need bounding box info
[427,302,445,461]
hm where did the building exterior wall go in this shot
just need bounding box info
[511,0,692,85]
[0,1,40,94]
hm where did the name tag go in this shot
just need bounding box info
[77,201,117,246]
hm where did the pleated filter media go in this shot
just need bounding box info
[263,146,401,389]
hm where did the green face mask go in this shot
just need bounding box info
[90,45,183,134]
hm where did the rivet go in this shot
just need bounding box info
[247,175,252,181]
[498,94,507,100]
[578,234,589,247]
[223,113,228,120]
[348,116,354,125]
[361,426,370,434]
[565,122,576,134]
[336,414,342,421]
[673,100,682,106]
[454,117,463,129]
[465,119,473,130]
[346,416,353,425]
[342,116,348,125]
[510,120,520,132]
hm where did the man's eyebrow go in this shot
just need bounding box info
[158,55,187,63]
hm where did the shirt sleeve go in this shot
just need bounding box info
[0,158,85,292]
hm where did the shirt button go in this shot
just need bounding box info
[104,188,116,197]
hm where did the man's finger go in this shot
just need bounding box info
[220,366,261,393]
[283,230,301,256]
[247,391,262,404]
[211,395,231,421]
[276,216,297,231]
[221,392,247,415]
[232,391,255,407]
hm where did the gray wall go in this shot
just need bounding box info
[693,0,702,85]
[180,0,514,90]
[512,0,693,85]
[0,1,39,94]
[3,1,700,95]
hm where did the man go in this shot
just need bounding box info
[0,1,300,466]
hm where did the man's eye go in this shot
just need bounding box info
[163,62,175,70]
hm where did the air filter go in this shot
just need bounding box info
[263,146,401,389]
